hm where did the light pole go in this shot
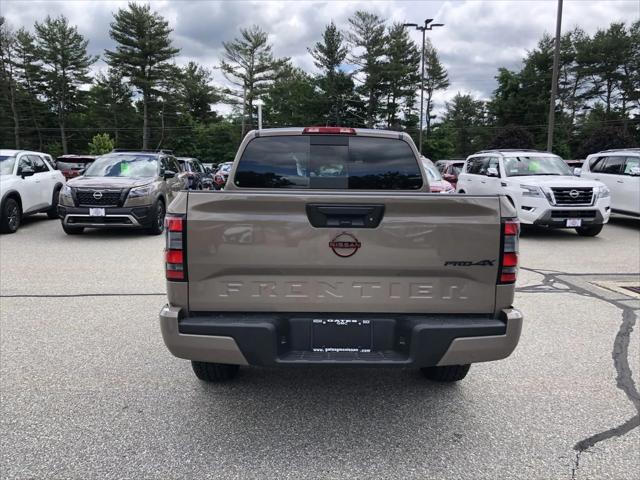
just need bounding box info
[546,0,563,152]
[254,99,265,130]
[403,19,444,155]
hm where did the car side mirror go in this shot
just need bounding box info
[163,170,176,179]
[573,168,581,176]
[486,167,500,178]
[629,167,640,176]
[20,166,35,178]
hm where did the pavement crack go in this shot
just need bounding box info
[519,267,640,478]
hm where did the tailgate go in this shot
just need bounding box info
[186,192,501,314]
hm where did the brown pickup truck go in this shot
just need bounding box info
[160,127,523,383]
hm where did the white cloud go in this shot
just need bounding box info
[2,0,638,106]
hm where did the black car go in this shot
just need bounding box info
[177,157,211,190]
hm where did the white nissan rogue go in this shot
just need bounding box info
[457,149,611,236]
[0,149,66,233]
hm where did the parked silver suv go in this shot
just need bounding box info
[58,150,186,235]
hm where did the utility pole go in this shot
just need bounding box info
[546,0,563,152]
[403,19,444,155]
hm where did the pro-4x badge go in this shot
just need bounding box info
[444,260,495,266]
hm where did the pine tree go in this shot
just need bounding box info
[14,28,45,150]
[220,25,287,137]
[178,62,220,122]
[0,18,20,148]
[34,15,95,154]
[422,39,449,137]
[382,23,420,129]
[105,3,179,149]
[309,21,351,124]
[92,68,133,147]
[347,11,387,128]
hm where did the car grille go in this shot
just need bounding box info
[551,187,593,205]
[550,210,597,219]
[75,189,124,207]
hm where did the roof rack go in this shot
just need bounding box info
[600,148,640,153]
[111,148,174,154]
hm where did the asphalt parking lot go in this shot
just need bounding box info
[1,215,639,479]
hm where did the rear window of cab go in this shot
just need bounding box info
[234,135,423,190]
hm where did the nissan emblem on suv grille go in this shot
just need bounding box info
[93,191,103,200]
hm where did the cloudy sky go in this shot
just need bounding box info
[2,0,639,114]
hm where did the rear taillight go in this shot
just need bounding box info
[302,126,356,135]
[165,215,186,281]
[498,219,519,284]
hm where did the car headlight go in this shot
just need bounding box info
[520,185,541,197]
[128,184,153,199]
[595,185,610,199]
[61,185,73,196]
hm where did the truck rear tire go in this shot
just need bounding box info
[421,364,470,382]
[191,361,239,382]
[575,224,603,237]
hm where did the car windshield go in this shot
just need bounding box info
[452,163,464,174]
[504,156,573,177]
[0,155,16,175]
[84,154,158,177]
[423,162,442,182]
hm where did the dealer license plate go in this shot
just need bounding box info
[312,318,372,353]
[566,218,582,227]
[89,208,105,217]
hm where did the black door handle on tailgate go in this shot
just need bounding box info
[306,204,385,228]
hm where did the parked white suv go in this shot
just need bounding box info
[0,149,66,233]
[457,149,611,236]
[580,149,639,217]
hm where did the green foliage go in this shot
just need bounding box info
[177,62,220,122]
[382,23,420,129]
[423,38,449,136]
[577,126,638,159]
[264,65,323,127]
[441,93,488,157]
[105,2,179,149]
[423,124,456,160]
[35,15,96,153]
[220,25,288,136]
[88,133,114,155]
[309,22,355,125]
[347,11,387,127]
[488,125,535,150]
[1,12,638,164]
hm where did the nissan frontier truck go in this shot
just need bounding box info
[160,127,523,383]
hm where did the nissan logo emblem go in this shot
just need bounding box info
[93,191,103,200]
[329,232,361,258]
[569,189,580,199]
